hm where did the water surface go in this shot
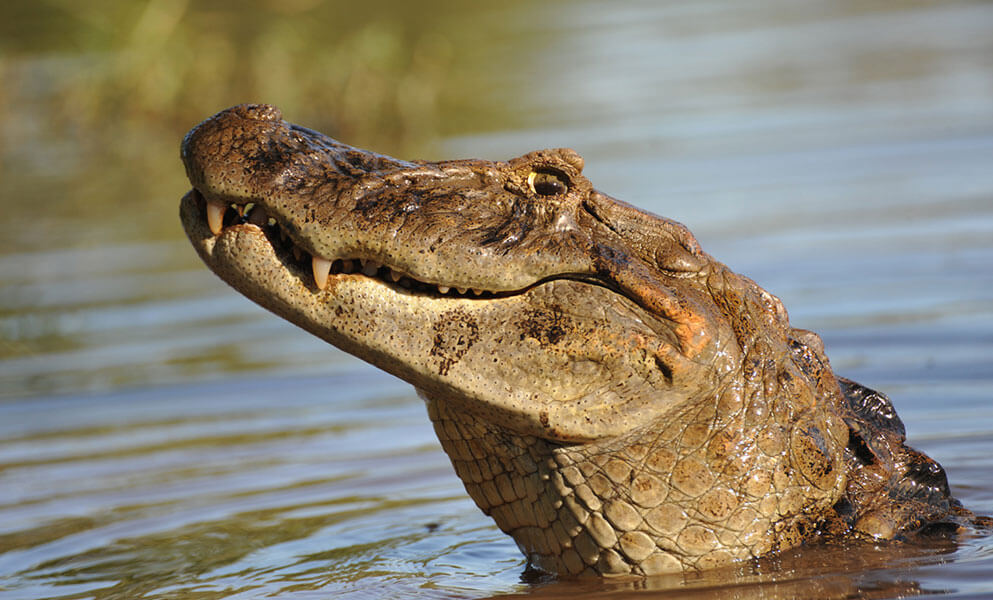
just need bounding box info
[2,1,992,598]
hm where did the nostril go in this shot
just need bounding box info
[237,103,282,122]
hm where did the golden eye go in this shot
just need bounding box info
[527,168,569,196]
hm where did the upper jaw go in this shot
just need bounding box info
[182,187,526,299]
[179,106,603,297]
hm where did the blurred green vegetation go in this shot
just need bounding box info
[0,0,527,248]
[0,0,542,395]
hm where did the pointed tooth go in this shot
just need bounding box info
[312,256,332,290]
[292,246,303,261]
[362,261,380,276]
[206,200,226,235]
[438,285,450,294]
[456,287,467,295]
[340,259,353,274]
[388,269,403,282]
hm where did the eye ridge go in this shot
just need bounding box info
[527,168,570,196]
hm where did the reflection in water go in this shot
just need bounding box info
[506,539,964,599]
[0,0,535,398]
[2,375,990,599]
[1,0,992,598]
[0,375,523,598]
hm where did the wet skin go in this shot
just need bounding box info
[180,104,978,576]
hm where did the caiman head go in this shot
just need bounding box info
[180,104,854,575]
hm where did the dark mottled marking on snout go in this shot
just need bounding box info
[247,139,293,174]
[517,307,571,345]
[480,200,535,248]
[430,309,480,376]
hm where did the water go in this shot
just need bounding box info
[2,1,992,598]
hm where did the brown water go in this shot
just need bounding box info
[2,1,992,598]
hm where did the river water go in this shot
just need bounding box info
[2,1,992,598]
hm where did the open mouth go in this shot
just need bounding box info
[191,189,502,299]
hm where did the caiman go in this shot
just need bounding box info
[179,104,980,577]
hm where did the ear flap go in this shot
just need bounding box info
[581,191,707,274]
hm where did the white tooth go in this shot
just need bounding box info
[456,287,467,295]
[340,259,353,274]
[388,269,402,282]
[362,261,380,276]
[206,200,226,235]
[472,288,484,295]
[312,256,332,290]
[438,286,450,294]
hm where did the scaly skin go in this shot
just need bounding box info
[179,104,976,576]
